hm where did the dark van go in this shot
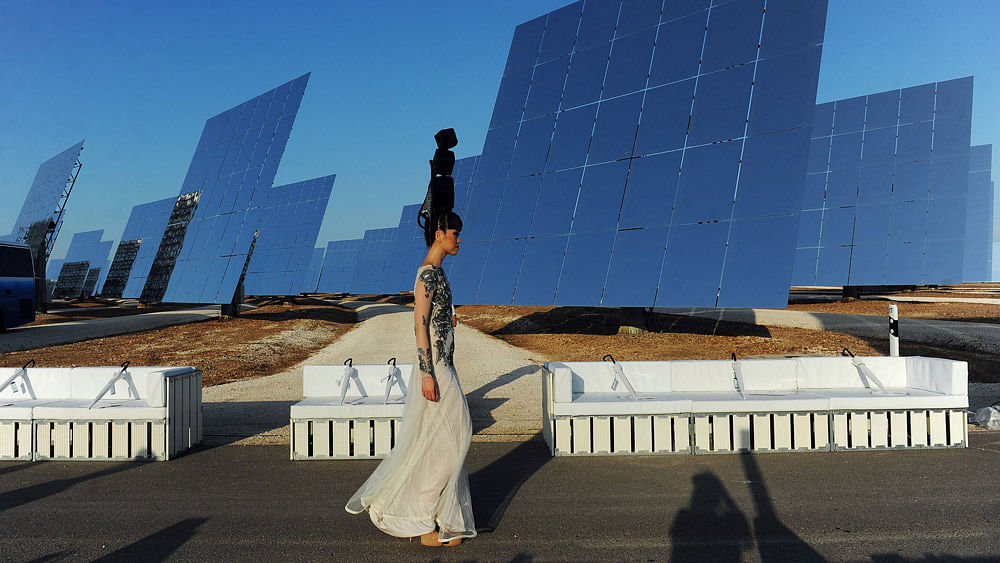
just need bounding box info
[0,241,35,330]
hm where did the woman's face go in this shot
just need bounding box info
[436,228,461,255]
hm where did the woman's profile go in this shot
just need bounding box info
[345,209,475,547]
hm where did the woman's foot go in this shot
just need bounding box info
[419,532,442,546]
[444,538,463,547]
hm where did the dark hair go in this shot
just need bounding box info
[423,210,463,247]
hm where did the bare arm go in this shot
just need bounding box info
[415,268,439,402]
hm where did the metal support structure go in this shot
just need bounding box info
[889,304,899,356]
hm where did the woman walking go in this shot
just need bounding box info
[345,210,475,546]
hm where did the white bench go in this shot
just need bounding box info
[543,356,968,456]
[290,360,410,460]
[0,364,202,461]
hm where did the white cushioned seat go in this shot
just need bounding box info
[32,399,165,421]
[686,391,831,413]
[551,393,692,416]
[809,388,965,410]
[291,397,406,419]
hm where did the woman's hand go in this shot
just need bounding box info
[422,374,440,402]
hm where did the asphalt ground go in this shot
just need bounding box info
[1,432,998,562]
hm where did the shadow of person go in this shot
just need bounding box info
[670,471,752,562]
[91,517,208,562]
[469,435,550,534]
[740,448,825,561]
[464,365,541,433]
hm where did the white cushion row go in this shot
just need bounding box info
[0,366,198,420]
[546,356,968,416]
[291,363,412,419]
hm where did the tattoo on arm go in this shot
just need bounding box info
[417,347,433,373]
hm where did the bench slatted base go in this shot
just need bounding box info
[830,409,967,451]
[0,421,33,460]
[33,420,168,461]
[291,417,401,460]
[691,412,831,454]
[553,414,691,455]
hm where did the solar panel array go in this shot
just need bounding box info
[317,239,362,293]
[244,174,335,296]
[384,204,425,293]
[101,196,177,298]
[793,77,974,286]
[301,247,325,294]
[350,227,398,294]
[447,0,828,307]
[966,144,994,281]
[162,74,310,304]
[7,140,84,260]
[140,192,201,302]
[53,230,113,298]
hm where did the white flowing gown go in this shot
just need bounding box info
[345,264,476,542]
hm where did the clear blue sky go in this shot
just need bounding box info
[1,0,997,260]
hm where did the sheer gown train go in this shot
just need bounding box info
[345,264,476,542]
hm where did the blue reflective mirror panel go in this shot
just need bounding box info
[662,0,709,22]
[848,244,887,285]
[930,155,970,198]
[574,160,629,233]
[924,240,965,284]
[512,235,568,305]
[853,204,890,245]
[563,42,611,109]
[829,133,862,171]
[933,115,973,158]
[700,0,763,73]
[885,243,923,285]
[889,201,927,243]
[317,239,362,293]
[476,238,527,304]
[603,27,655,99]
[718,216,797,308]
[619,151,682,229]
[493,175,542,239]
[894,122,933,163]
[687,65,754,145]
[576,0,619,50]
[795,209,823,250]
[490,69,532,128]
[758,0,827,59]
[634,78,695,156]
[791,247,819,286]
[832,96,866,135]
[530,168,585,236]
[656,221,727,307]
[825,169,859,209]
[748,46,822,135]
[864,90,900,130]
[510,114,556,177]
[616,0,662,37]
[815,244,852,286]
[547,104,597,171]
[892,161,931,202]
[554,230,615,306]
[452,155,481,217]
[807,137,831,175]
[935,76,974,119]
[504,16,546,76]
[475,124,519,182]
[448,241,488,304]
[672,140,741,224]
[860,127,896,167]
[812,102,835,138]
[925,197,966,242]
[821,207,856,247]
[899,83,936,124]
[524,58,570,119]
[801,174,828,211]
[602,226,668,306]
[538,1,582,63]
[733,128,811,219]
[648,11,706,87]
[462,180,504,242]
[588,92,643,164]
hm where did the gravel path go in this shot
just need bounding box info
[203,302,549,445]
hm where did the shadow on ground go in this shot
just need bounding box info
[465,365,542,434]
[492,307,772,338]
[201,400,296,446]
[470,436,549,534]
